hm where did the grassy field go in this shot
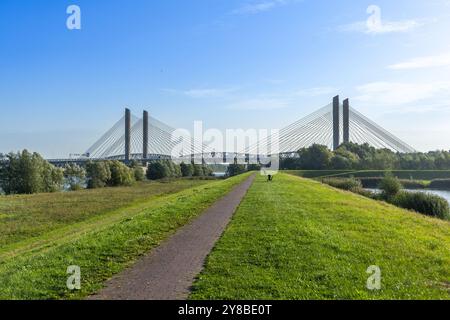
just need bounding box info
[0,173,251,299]
[0,179,211,248]
[286,170,450,180]
[191,173,450,300]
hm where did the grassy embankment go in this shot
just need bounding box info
[0,173,251,299]
[191,173,450,300]
[0,179,211,249]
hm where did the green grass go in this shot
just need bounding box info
[0,179,211,248]
[286,170,450,180]
[190,173,450,300]
[0,173,251,299]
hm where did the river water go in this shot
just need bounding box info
[367,189,450,205]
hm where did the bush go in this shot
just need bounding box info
[0,150,63,194]
[392,191,450,220]
[323,178,362,191]
[202,165,214,177]
[147,161,169,180]
[378,174,402,200]
[108,161,135,187]
[359,177,427,189]
[128,161,146,182]
[193,164,204,177]
[168,161,182,178]
[64,163,86,191]
[227,164,247,177]
[429,179,450,190]
[247,164,262,171]
[180,162,194,177]
[133,166,146,181]
[86,161,111,189]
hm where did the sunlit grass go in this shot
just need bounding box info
[191,173,450,300]
[0,174,251,299]
[0,179,210,248]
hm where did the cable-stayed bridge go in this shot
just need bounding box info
[48,96,415,166]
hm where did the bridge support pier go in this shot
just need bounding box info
[143,110,149,161]
[333,95,340,151]
[125,108,131,163]
[343,99,350,144]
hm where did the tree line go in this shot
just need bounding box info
[281,143,450,171]
[0,150,215,195]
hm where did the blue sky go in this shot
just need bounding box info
[1,0,450,157]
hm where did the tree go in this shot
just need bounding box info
[247,164,262,171]
[227,164,247,177]
[147,161,169,180]
[0,150,63,194]
[180,162,194,177]
[193,164,204,177]
[133,166,146,181]
[129,161,146,181]
[202,165,213,177]
[379,173,402,200]
[298,144,333,170]
[330,155,352,170]
[42,162,64,192]
[86,161,111,189]
[64,163,86,191]
[108,161,135,186]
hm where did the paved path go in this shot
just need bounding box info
[90,174,255,300]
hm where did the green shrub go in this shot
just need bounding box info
[0,150,64,194]
[133,166,146,182]
[227,164,247,177]
[247,164,262,171]
[392,191,450,220]
[108,161,135,187]
[322,178,362,191]
[429,179,450,190]
[193,164,204,177]
[146,161,169,180]
[359,177,427,189]
[180,162,194,177]
[202,165,214,177]
[86,161,111,189]
[64,163,86,191]
[378,174,402,199]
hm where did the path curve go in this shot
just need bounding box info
[90,174,255,300]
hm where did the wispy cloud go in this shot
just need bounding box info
[388,52,450,70]
[339,20,422,35]
[163,85,335,110]
[232,0,295,15]
[354,81,450,107]
[226,86,336,110]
